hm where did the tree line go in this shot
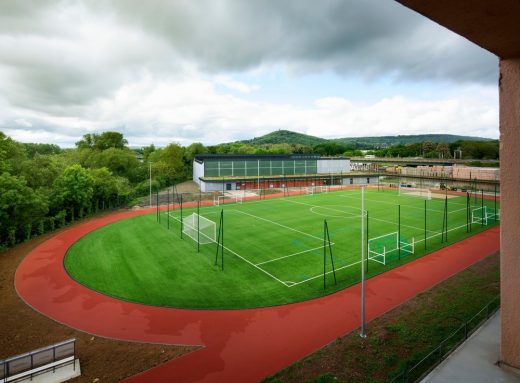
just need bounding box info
[0,130,499,249]
[0,131,203,249]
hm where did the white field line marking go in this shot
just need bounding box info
[338,193,469,211]
[283,198,440,234]
[288,259,362,287]
[289,220,492,287]
[233,209,325,242]
[309,205,363,219]
[255,245,329,266]
[283,199,360,218]
[167,213,289,287]
[369,231,398,241]
[414,221,477,243]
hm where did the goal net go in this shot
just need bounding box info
[398,186,432,200]
[213,195,243,206]
[317,185,329,193]
[182,213,216,244]
[305,187,314,195]
[368,232,415,265]
[471,206,500,225]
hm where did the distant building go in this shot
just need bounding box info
[193,154,377,192]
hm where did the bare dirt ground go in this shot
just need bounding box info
[0,219,198,383]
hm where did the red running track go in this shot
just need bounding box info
[15,209,500,382]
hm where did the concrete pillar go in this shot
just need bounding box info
[500,58,520,370]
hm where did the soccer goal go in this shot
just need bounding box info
[305,187,314,195]
[182,213,216,244]
[398,186,432,200]
[213,195,243,206]
[471,206,500,225]
[368,232,415,265]
[317,185,329,193]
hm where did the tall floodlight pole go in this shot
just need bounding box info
[149,162,152,207]
[360,187,367,338]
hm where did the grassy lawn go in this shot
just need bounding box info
[263,252,500,383]
[64,188,499,309]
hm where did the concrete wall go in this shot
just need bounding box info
[200,181,236,193]
[342,176,379,185]
[193,161,204,185]
[317,159,350,173]
[500,58,520,370]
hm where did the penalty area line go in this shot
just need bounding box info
[255,245,332,266]
[167,212,290,287]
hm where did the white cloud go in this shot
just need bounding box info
[214,76,260,94]
[1,74,498,146]
[0,0,499,146]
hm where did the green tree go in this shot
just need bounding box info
[90,167,118,210]
[0,131,27,174]
[94,132,128,150]
[22,143,62,158]
[0,173,48,245]
[51,164,94,220]
[93,148,140,180]
[184,142,208,163]
[75,131,128,150]
[20,154,64,189]
[150,144,185,185]
[142,144,156,162]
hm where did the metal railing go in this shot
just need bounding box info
[388,296,500,383]
[1,339,76,383]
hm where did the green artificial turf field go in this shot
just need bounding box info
[64,188,500,309]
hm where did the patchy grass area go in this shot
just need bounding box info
[263,252,500,383]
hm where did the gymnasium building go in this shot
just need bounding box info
[193,154,379,192]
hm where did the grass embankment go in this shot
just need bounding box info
[264,252,500,383]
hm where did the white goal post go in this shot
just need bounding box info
[318,185,329,193]
[213,195,243,206]
[368,231,415,265]
[471,206,500,225]
[398,186,432,200]
[182,213,216,244]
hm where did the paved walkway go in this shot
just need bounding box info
[15,207,500,383]
[422,312,520,383]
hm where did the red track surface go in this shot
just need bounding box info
[15,208,499,383]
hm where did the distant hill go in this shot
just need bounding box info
[232,130,493,148]
[236,130,328,146]
[332,134,493,147]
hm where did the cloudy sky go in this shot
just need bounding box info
[0,0,499,147]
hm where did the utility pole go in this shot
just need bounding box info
[360,187,367,338]
[149,162,152,207]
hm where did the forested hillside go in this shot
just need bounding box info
[237,130,327,146]
[234,130,492,148]
[332,134,492,147]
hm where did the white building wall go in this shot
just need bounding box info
[317,159,351,174]
[200,181,237,193]
[193,161,205,185]
[342,176,379,185]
